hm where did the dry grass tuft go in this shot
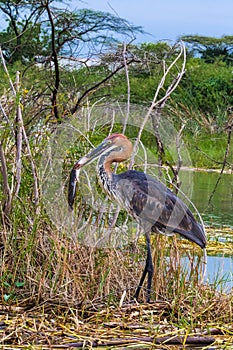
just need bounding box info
[0,293,232,348]
[0,224,232,347]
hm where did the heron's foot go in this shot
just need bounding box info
[133,287,151,303]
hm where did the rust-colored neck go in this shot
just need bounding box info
[102,137,133,174]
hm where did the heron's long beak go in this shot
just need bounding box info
[68,139,113,210]
[73,139,112,170]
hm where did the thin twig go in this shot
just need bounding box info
[0,47,16,95]
[122,43,130,135]
[0,101,15,138]
[43,1,60,120]
[207,125,232,207]
[0,142,12,217]
[176,122,186,174]
[69,58,139,115]
[14,71,23,197]
[129,42,186,169]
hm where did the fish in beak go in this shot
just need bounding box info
[68,138,114,210]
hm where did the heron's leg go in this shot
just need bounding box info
[134,234,153,302]
[146,236,154,303]
[134,260,148,301]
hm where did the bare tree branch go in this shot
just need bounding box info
[14,72,40,209]
[68,58,139,115]
[208,122,232,207]
[14,71,23,197]
[0,50,40,213]
[122,43,131,134]
[0,47,16,95]
[43,0,60,120]
[0,142,12,218]
[129,42,186,170]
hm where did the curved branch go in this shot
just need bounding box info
[129,41,187,169]
[207,124,232,206]
[68,58,139,115]
[43,1,60,120]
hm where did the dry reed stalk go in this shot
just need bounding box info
[0,224,232,347]
[0,295,231,347]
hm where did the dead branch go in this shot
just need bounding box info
[129,41,186,169]
[69,58,139,116]
[55,335,215,348]
[0,47,16,95]
[208,121,232,207]
[0,143,12,218]
[14,71,23,197]
[43,1,60,120]
[0,49,40,212]
[122,42,131,134]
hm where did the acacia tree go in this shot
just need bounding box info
[39,2,143,119]
[0,0,143,120]
[0,0,144,220]
[0,0,47,62]
[0,0,143,63]
[181,35,233,64]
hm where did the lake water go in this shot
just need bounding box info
[181,170,233,292]
[206,255,233,292]
[190,171,233,228]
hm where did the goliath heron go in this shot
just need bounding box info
[68,133,206,302]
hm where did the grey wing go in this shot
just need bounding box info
[116,173,196,228]
[116,173,169,226]
[116,172,206,248]
[135,176,197,233]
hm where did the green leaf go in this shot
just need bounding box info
[15,281,25,288]
[4,294,11,302]
[3,282,10,288]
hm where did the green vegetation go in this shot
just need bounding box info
[0,0,232,347]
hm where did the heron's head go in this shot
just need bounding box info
[73,133,132,170]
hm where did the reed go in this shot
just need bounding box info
[0,220,232,347]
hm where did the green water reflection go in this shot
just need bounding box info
[180,171,233,227]
[178,170,233,291]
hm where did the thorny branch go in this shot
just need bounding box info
[0,143,12,218]
[207,118,233,208]
[69,58,139,116]
[14,71,23,197]
[122,42,131,134]
[42,0,60,121]
[0,47,40,218]
[129,41,187,172]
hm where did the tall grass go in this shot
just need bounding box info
[1,217,232,330]
[0,52,232,343]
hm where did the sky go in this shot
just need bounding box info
[80,0,233,42]
[0,0,232,43]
